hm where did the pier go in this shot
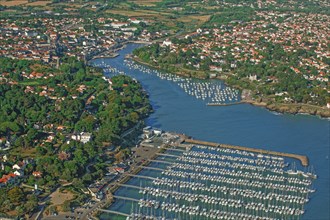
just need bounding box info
[156,153,180,158]
[113,195,139,202]
[125,173,158,181]
[149,159,173,164]
[207,102,243,106]
[116,183,143,190]
[91,53,119,60]
[138,166,164,171]
[164,147,186,152]
[98,209,130,217]
[102,137,316,220]
[183,139,309,166]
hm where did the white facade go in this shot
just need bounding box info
[71,132,92,144]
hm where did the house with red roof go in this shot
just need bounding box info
[0,173,17,187]
[32,171,42,178]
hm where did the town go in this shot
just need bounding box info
[133,10,329,109]
[0,14,167,66]
[0,0,329,219]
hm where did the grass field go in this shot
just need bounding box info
[50,189,75,206]
[26,1,51,6]
[129,0,161,7]
[10,147,37,158]
[0,0,28,6]
[107,8,171,18]
[178,14,211,23]
[19,80,42,86]
[107,9,154,17]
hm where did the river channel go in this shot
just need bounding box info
[92,44,329,220]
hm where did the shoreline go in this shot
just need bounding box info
[243,100,330,118]
[129,56,330,119]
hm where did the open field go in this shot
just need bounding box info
[107,9,154,17]
[129,0,161,7]
[26,1,51,6]
[50,189,75,206]
[10,147,37,158]
[107,8,171,18]
[0,0,28,6]
[177,14,211,23]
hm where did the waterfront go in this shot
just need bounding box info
[100,143,316,220]
[92,44,330,220]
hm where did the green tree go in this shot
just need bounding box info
[8,186,25,204]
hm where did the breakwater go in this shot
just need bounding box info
[184,139,309,167]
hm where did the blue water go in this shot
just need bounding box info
[94,44,330,220]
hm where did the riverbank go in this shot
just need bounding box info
[130,55,205,79]
[91,53,119,60]
[130,56,330,118]
[242,99,330,118]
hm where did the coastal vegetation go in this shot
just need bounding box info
[0,58,151,217]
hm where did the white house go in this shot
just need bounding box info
[248,75,257,81]
[129,18,141,24]
[14,170,24,177]
[12,164,22,170]
[209,65,222,72]
[162,39,172,47]
[111,22,128,29]
[71,132,92,144]
[153,129,163,136]
[81,132,92,143]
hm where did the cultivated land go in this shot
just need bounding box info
[0,0,28,6]
[130,0,161,7]
[25,1,51,6]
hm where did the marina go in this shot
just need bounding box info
[90,59,241,106]
[91,43,330,219]
[99,142,316,220]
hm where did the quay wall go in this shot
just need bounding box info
[184,139,309,167]
[108,151,160,194]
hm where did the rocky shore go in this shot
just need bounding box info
[242,99,330,118]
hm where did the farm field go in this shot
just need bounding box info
[0,0,28,6]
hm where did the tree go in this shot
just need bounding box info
[62,200,71,212]
[82,173,92,184]
[73,148,88,165]
[24,194,38,213]
[8,186,25,204]
[114,151,124,162]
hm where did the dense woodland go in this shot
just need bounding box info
[0,58,151,216]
